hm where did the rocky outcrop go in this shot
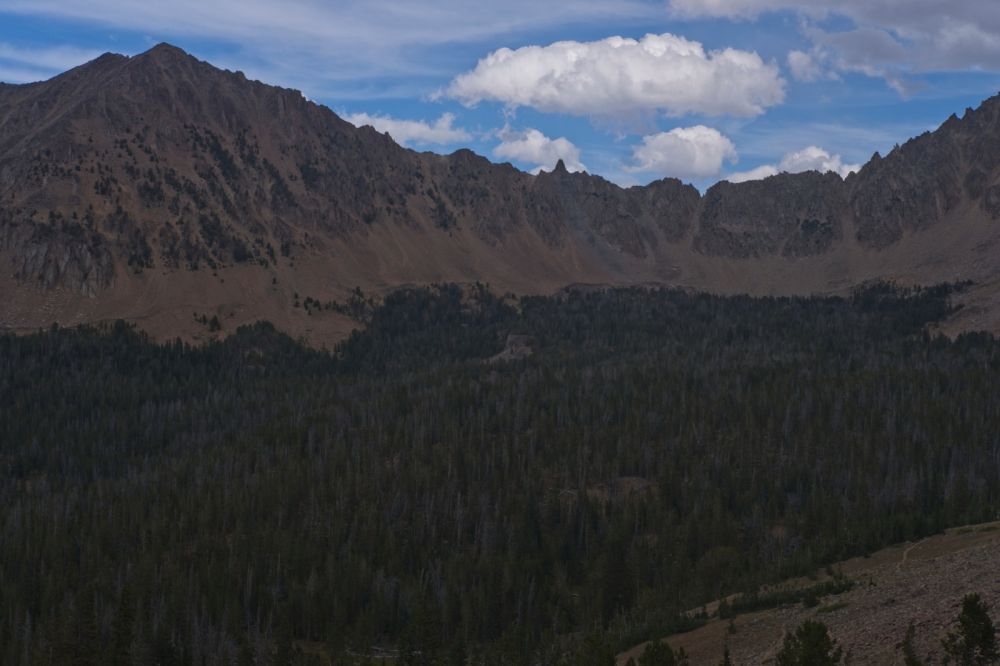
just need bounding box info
[487,334,536,363]
[0,215,114,296]
[849,99,1000,247]
[695,171,847,258]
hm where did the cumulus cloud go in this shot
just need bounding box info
[668,1,1000,90]
[493,128,586,173]
[343,112,471,146]
[779,146,860,176]
[626,126,738,179]
[726,145,861,182]
[446,33,785,118]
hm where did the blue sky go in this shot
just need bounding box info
[2,1,999,190]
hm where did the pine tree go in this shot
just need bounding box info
[902,622,924,666]
[638,639,687,666]
[942,594,999,665]
[775,620,843,666]
[111,586,134,666]
[578,633,615,666]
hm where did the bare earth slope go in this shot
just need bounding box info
[4,44,1000,343]
[617,522,1000,665]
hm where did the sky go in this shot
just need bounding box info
[2,1,999,190]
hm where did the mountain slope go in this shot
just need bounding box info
[618,521,1000,665]
[3,44,1000,343]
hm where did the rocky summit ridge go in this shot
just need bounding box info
[3,43,1000,343]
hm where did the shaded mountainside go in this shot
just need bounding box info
[4,43,1000,343]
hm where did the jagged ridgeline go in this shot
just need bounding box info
[6,44,1000,344]
[3,283,999,664]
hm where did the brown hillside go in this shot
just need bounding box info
[3,44,1000,344]
[618,521,1000,665]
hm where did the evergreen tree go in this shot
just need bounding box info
[902,622,924,666]
[111,586,134,666]
[638,639,687,666]
[599,537,636,627]
[942,594,999,665]
[775,620,843,666]
[577,633,615,666]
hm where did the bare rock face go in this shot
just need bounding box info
[533,161,653,258]
[849,99,1000,247]
[0,214,114,296]
[640,177,701,243]
[488,334,536,363]
[695,171,847,259]
[849,141,963,249]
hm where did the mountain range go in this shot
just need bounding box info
[3,43,1000,344]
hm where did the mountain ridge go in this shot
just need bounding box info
[3,43,1000,344]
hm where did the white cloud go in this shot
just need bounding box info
[343,112,471,146]
[726,164,779,183]
[669,1,1000,90]
[726,145,861,182]
[446,33,785,118]
[787,49,822,82]
[493,128,586,174]
[779,145,860,176]
[626,126,738,179]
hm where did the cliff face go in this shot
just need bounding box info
[847,103,1000,248]
[695,171,848,259]
[4,44,1000,343]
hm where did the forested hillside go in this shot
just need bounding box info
[2,283,999,664]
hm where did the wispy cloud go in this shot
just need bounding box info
[0,0,661,94]
[734,120,934,165]
[0,42,102,82]
[669,0,1000,92]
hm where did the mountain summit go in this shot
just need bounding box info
[3,44,1000,342]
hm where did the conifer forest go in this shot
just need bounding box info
[3,283,1000,664]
